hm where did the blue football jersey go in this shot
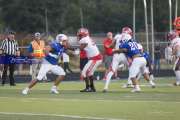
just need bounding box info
[45,41,65,65]
[120,40,142,58]
[142,51,152,63]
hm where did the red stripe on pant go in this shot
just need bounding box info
[86,60,97,77]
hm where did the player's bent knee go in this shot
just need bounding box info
[81,71,87,78]
[36,77,43,81]
[57,71,66,76]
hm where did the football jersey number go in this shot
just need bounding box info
[128,42,138,50]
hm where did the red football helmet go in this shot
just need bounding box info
[173,17,180,35]
[77,28,89,40]
[167,30,178,41]
[122,27,133,36]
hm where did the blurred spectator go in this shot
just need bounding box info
[103,32,113,69]
[28,32,45,80]
[0,31,20,86]
[62,52,73,73]
[154,45,161,71]
[164,43,172,64]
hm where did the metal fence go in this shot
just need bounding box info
[0,32,174,77]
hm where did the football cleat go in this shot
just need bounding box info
[51,88,59,94]
[22,88,29,95]
[122,84,134,88]
[173,82,180,86]
[131,88,141,93]
[149,81,156,88]
[90,88,96,92]
[80,88,91,92]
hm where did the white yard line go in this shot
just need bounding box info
[0,96,180,103]
[0,83,174,91]
[0,112,124,120]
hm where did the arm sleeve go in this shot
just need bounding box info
[103,40,109,48]
[28,44,33,53]
[0,40,6,50]
[120,42,128,49]
[15,41,19,51]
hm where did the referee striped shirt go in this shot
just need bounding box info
[0,38,19,55]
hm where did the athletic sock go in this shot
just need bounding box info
[127,77,133,85]
[149,80,155,86]
[52,85,57,89]
[134,84,140,90]
[104,71,113,90]
[83,77,90,89]
[25,87,30,91]
[175,71,180,85]
[149,74,155,81]
[89,76,95,89]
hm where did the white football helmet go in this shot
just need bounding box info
[122,27,133,36]
[56,34,68,43]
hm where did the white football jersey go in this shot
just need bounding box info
[79,36,100,58]
[171,37,180,57]
[114,33,132,49]
[171,37,180,48]
[137,43,143,50]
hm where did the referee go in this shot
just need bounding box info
[0,31,20,86]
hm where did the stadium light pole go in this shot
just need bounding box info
[133,0,136,39]
[143,0,149,52]
[169,0,172,31]
[151,0,155,63]
[80,7,84,28]
[175,0,178,19]
[45,8,49,36]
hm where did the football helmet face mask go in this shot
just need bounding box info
[122,27,133,36]
[77,28,89,40]
[56,34,68,46]
[56,34,68,42]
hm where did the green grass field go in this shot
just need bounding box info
[0,77,180,120]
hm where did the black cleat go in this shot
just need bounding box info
[80,88,91,92]
[90,88,96,92]
[10,84,16,86]
[173,83,180,86]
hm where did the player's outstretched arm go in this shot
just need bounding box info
[44,45,52,55]
[79,43,87,50]
[112,48,127,54]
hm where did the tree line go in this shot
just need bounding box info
[0,0,179,34]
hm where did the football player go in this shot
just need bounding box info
[22,34,72,94]
[135,44,155,87]
[113,39,150,92]
[103,27,132,92]
[168,30,180,86]
[123,43,156,88]
[77,28,103,92]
